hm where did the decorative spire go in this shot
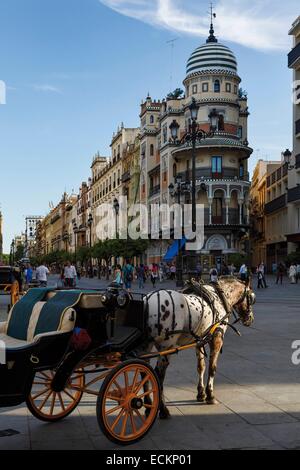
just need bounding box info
[206,3,218,43]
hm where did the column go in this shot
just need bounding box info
[238,199,244,225]
[208,199,213,225]
[225,199,230,225]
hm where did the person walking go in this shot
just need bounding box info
[289,263,297,284]
[137,264,145,289]
[258,262,268,288]
[150,264,158,288]
[276,263,285,285]
[64,261,77,288]
[25,263,33,287]
[257,269,265,289]
[239,263,248,282]
[158,263,164,283]
[229,263,236,276]
[36,262,50,287]
[123,260,134,292]
[209,266,219,283]
[196,262,203,281]
[112,264,123,287]
[296,263,300,284]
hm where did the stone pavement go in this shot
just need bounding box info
[1,276,300,449]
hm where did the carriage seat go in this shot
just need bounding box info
[0,300,76,350]
[46,292,104,309]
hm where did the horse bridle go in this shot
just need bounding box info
[236,284,256,310]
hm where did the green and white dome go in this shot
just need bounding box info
[186,25,238,76]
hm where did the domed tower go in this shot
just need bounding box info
[171,21,252,267]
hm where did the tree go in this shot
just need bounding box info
[167,88,184,100]
[15,244,25,262]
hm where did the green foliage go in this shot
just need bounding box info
[285,251,300,265]
[15,244,25,262]
[167,88,184,100]
[227,253,249,269]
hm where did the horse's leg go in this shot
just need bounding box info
[196,347,206,402]
[206,331,224,405]
[154,355,171,419]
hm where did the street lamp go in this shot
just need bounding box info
[169,97,215,236]
[168,175,190,287]
[283,149,294,170]
[113,198,120,238]
[73,222,78,266]
[87,213,94,278]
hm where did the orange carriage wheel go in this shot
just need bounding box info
[26,369,85,422]
[97,359,160,445]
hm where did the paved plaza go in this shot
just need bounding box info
[0,276,300,450]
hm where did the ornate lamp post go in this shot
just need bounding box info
[168,175,190,287]
[283,149,294,170]
[113,198,120,238]
[169,98,216,236]
[73,222,78,266]
[87,213,94,278]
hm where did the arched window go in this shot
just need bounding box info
[173,163,177,178]
[150,144,154,156]
[239,164,244,179]
[150,115,154,124]
[214,80,220,93]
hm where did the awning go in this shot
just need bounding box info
[163,238,186,262]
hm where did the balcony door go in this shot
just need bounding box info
[212,191,224,225]
[212,156,223,179]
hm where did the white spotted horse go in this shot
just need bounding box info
[143,276,255,418]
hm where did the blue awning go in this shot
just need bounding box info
[163,238,186,262]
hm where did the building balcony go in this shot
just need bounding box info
[149,185,161,197]
[178,168,249,182]
[204,208,248,226]
[265,194,287,215]
[288,41,300,69]
[122,171,131,183]
[288,185,300,203]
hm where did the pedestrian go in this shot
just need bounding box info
[258,262,268,288]
[25,263,33,286]
[112,264,123,287]
[257,270,265,289]
[64,261,77,288]
[196,262,202,281]
[289,263,297,284]
[150,264,158,288]
[222,263,230,276]
[36,262,50,287]
[239,263,248,282]
[229,263,236,276]
[170,264,176,281]
[209,266,218,283]
[296,262,300,284]
[123,259,134,292]
[137,264,145,289]
[159,263,164,283]
[276,263,285,285]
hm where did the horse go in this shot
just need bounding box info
[144,276,255,418]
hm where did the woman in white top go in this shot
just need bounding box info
[289,264,297,284]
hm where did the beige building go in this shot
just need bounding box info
[287,16,300,252]
[91,126,140,244]
[140,22,252,266]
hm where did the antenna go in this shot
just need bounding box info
[166,38,179,93]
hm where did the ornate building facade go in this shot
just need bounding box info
[140,23,252,266]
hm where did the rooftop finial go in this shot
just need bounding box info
[207,2,218,43]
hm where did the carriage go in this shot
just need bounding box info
[0,279,255,445]
[0,266,22,312]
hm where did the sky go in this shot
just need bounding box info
[0,0,298,252]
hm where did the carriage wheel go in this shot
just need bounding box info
[26,369,85,422]
[97,360,160,445]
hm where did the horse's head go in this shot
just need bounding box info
[219,276,255,327]
[233,278,255,327]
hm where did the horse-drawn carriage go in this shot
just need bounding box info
[0,266,22,311]
[0,278,256,445]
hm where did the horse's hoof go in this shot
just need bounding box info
[206,397,219,405]
[159,408,171,420]
[197,394,207,403]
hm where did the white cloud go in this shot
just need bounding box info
[99,0,297,51]
[33,84,62,93]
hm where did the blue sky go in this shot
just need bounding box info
[0,0,297,252]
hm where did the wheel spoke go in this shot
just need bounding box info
[124,371,129,394]
[133,408,146,423]
[32,387,50,400]
[134,374,151,394]
[129,409,137,434]
[112,380,123,396]
[58,393,66,411]
[143,403,155,409]
[131,367,140,392]
[105,404,123,416]
[38,390,53,411]
[63,389,76,401]
[120,411,129,438]
[137,390,154,399]
[111,408,125,431]
[50,392,56,415]
[39,371,52,380]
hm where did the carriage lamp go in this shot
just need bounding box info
[87,213,94,278]
[189,97,199,122]
[117,292,128,308]
[169,120,180,142]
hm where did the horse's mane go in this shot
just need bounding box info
[218,276,238,283]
